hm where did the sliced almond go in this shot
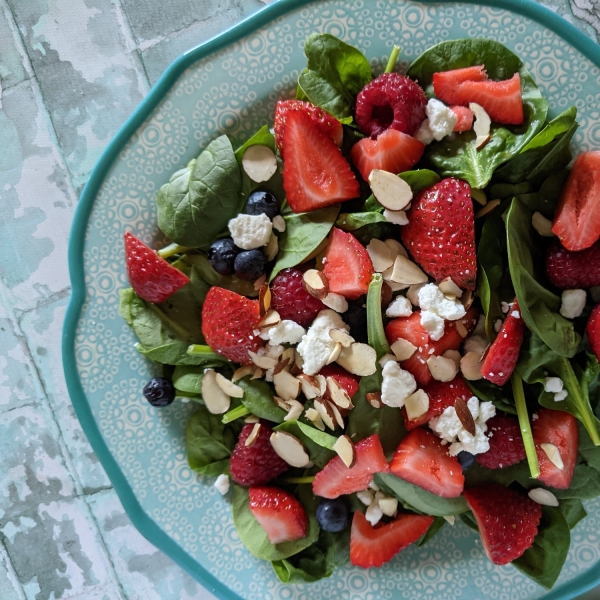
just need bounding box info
[454,397,476,436]
[245,423,262,447]
[258,309,281,330]
[471,189,487,206]
[406,283,425,307]
[326,341,343,365]
[390,255,428,285]
[384,238,408,259]
[532,211,555,237]
[302,269,329,300]
[273,369,301,401]
[390,338,418,361]
[201,369,231,414]
[470,102,491,149]
[528,488,559,507]
[333,435,356,468]
[328,400,345,429]
[379,496,399,517]
[248,351,277,370]
[244,414,260,424]
[368,169,413,211]
[438,277,463,299]
[269,431,311,468]
[253,274,266,291]
[315,374,327,396]
[541,442,564,470]
[427,355,458,382]
[366,238,394,272]
[366,392,382,409]
[321,292,348,313]
[283,399,304,422]
[297,374,323,400]
[281,347,296,366]
[272,215,286,233]
[461,289,474,309]
[215,373,244,398]
[232,365,253,382]
[242,144,277,182]
[251,367,264,380]
[294,350,304,370]
[380,281,393,308]
[442,349,462,368]
[273,357,291,376]
[475,199,501,219]
[336,343,378,376]
[265,232,279,262]
[444,515,456,525]
[404,389,430,421]
[383,209,409,225]
[455,320,468,338]
[382,265,410,291]
[305,407,326,431]
[273,395,290,411]
[460,351,483,381]
[314,397,337,430]
[329,329,355,348]
[326,377,352,409]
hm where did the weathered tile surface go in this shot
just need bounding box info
[0,3,30,90]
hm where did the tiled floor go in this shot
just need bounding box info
[0,0,599,598]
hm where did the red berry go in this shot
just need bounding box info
[450,105,474,132]
[319,364,360,400]
[587,304,600,362]
[124,232,189,303]
[270,268,325,327]
[229,422,289,486]
[355,73,427,139]
[546,239,600,289]
[476,415,526,469]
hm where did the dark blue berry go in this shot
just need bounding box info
[344,301,368,343]
[234,249,267,281]
[245,191,279,219]
[316,498,349,532]
[143,377,175,407]
[457,451,476,471]
[208,238,240,276]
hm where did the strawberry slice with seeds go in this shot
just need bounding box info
[322,228,374,300]
[319,364,360,400]
[389,427,465,498]
[432,65,489,103]
[546,239,600,289]
[463,483,542,565]
[480,299,525,386]
[248,486,308,544]
[124,232,189,303]
[282,110,359,213]
[312,434,389,499]
[587,304,600,362]
[476,414,526,469]
[350,510,434,568]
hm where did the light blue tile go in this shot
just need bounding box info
[0,544,24,600]
[0,2,30,89]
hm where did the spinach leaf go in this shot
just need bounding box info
[237,377,288,423]
[374,473,469,516]
[506,199,580,357]
[407,39,548,188]
[488,181,532,200]
[400,169,441,193]
[552,465,600,500]
[269,205,339,281]
[336,211,388,232]
[232,484,320,561]
[273,420,336,468]
[173,365,204,395]
[156,135,241,248]
[459,511,479,532]
[558,498,587,530]
[512,170,569,220]
[416,516,446,547]
[466,379,517,415]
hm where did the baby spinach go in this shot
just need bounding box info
[559,499,587,530]
[400,169,441,193]
[512,170,569,220]
[407,39,548,189]
[156,135,242,249]
[173,365,204,395]
[237,377,288,423]
[466,379,517,415]
[336,211,387,232]
[416,516,446,547]
[273,420,336,468]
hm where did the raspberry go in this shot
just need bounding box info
[229,422,289,486]
[270,268,325,327]
[476,415,526,470]
[355,73,427,139]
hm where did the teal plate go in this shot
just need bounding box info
[63,1,600,598]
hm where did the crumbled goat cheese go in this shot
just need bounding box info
[560,289,587,319]
[385,295,413,318]
[214,474,230,495]
[297,310,349,375]
[381,360,417,408]
[365,501,384,526]
[501,301,513,314]
[414,119,435,145]
[420,310,445,342]
[426,98,458,141]
[418,283,466,321]
[544,377,564,394]
[260,319,305,345]
[554,389,568,402]
[228,213,272,250]
[357,489,374,506]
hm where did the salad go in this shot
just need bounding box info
[118,34,600,588]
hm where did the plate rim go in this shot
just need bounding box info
[62,1,600,598]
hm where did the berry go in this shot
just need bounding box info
[316,498,350,532]
[350,510,434,568]
[350,128,425,182]
[552,151,600,251]
[270,268,325,327]
[322,228,374,300]
[481,299,525,386]
[234,249,267,281]
[208,237,240,276]
[201,287,263,364]
[587,304,600,362]
[355,73,427,139]
[319,364,360,400]
[124,232,189,303]
[344,301,368,343]
[463,483,542,565]
[433,65,488,101]
[245,191,279,219]
[546,239,600,289]
[389,428,465,498]
[312,434,389,499]
[450,105,474,132]
[532,409,578,489]
[401,178,477,289]
[248,486,308,544]
[457,451,476,471]
[142,377,175,407]
[282,110,359,213]
[229,422,289,486]
[476,414,526,469]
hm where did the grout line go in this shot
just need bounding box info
[15,286,72,319]
[0,538,27,600]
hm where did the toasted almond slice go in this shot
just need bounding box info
[390,255,428,285]
[253,274,267,291]
[444,515,456,525]
[438,277,463,299]
[305,407,326,431]
[201,369,231,414]
[265,232,279,262]
[365,501,384,526]
[460,351,483,380]
[336,343,378,376]
[242,144,277,182]
[333,435,356,468]
[326,376,352,409]
[382,265,410,291]
[378,353,397,368]
[321,292,349,313]
[273,369,301,401]
[404,389,430,421]
[302,269,329,300]
[461,289,474,309]
[314,397,337,430]
[475,199,501,219]
[294,349,304,370]
[366,392,382,409]
[366,238,394,272]
[232,365,253,382]
[273,395,290,411]
[272,215,286,233]
[380,281,393,308]
[532,211,555,237]
[471,188,487,206]
[390,338,418,361]
[454,397,476,436]
[251,367,264,380]
[470,102,491,149]
[383,209,409,226]
[357,489,374,506]
[258,309,281,329]
[379,496,399,517]
[328,400,345,429]
[270,431,311,467]
[245,423,262,447]
[384,238,408,259]
[244,414,260,423]
[215,373,244,398]
[281,347,296,366]
[455,320,468,338]
[329,329,355,348]
[427,355,458,382]
[442,349,462,368]
[541,442,564,470]
[284,399,304,422]
[528,488,559,507]
[248,351,278,370]
[326,341,343,365]
[297,374,322,399]
[406,283,425,307]
[315,374,327,396]
[273,357,291,376]
[368,169,413,211]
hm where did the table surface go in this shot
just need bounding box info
[1,0,600,599]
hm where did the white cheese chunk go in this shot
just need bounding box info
[420,310,445,341]
[559,289,587,319]
[228,213,273,250]
[380,360,417,408]
[385,295,413,318]
[214,474,230,495]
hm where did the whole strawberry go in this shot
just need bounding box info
[401,178,476,289]
[476,414,526,469]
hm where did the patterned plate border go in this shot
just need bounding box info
[63,1,600,598]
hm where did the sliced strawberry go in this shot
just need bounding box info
[480,299,525,386]
[532,409,578,489]
[546,239,600,289]
[389,427,464,498]
[385,308,478,386]
[322,228,374,300]
[432,65,488,104]
[463,483,542,565]
[552,151,600,251]
[401,178,477,289]
[312,434,389,499]
[201,286,263,364]
[350,128,425,182]
[282,110,359,213]
[274,99,343,155]
[587,304,600,362]
[350,510,434,568]
[476,414,526,469]
[319,364,360,400]
[248,486,308,544]
[450,105,474,132]
[124,232,189,303]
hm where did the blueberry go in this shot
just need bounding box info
[344,301,368,343]
[234,249,267,281]
[457,451,476,471]
[316,498,350,532]
[245,191,279,219]
[208,238,240,276]
[143,377,175,407]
